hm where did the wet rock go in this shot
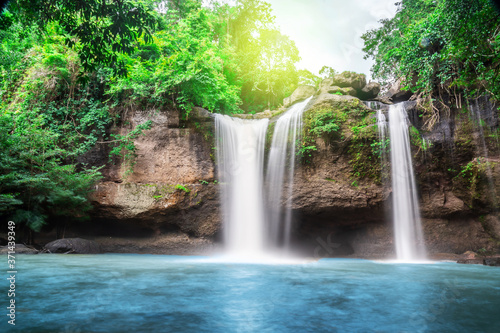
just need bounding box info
[96,233,220,255]
[420,191,468,218]
[0,244,38,254]
[91,182,220,237]
[372,95,393,105]
[358,82,381,100]
[45,238,102,254]
[463,250,479,259]
[384,79,413,102]
[283,85,316,107]
[483,257,500,266]
[457,258,483,265]
[482,215,500,240]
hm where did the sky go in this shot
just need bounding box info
[265,0,398,80]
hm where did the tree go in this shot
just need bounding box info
[298,69,321,87]
[223,0,300,111]
[362,0,500,101]
[11,0,159,74]
[319,66,337,79]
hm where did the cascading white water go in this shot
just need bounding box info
[266,97,312,251]
[376,109,390,185]
[469,99,499,208]
[376,109,387,142]
[388,103,427,261]
[215,115,269,257]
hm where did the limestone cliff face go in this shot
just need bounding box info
[82,108,220,250]
[84,76,499,257]
[289,88,499,258]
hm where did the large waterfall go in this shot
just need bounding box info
[266,97,312,252]
[215,97,311,258]
[214,115,269,257]
[216,99,426,260]
[387,103,427,261]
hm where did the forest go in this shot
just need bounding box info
[1,0,499,234]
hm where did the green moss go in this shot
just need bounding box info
[300,99,381,182]
[454,158,498,208]
[300,106,347,163]
[346,114,381,183]
[175,184,190,193]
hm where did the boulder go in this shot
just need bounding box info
[319,78,334,90]
[331,71,366,90]
[45,238,102,254]
[384,79,413,102]
[190,107,212,122]
[483,257,500,266]
[0,244,38,254]
[310,93,365,112]
[318,85,357,97]
[283,85,316,107]
[358,82,381,100]
[482,215,500,240]
[457,258,483,265]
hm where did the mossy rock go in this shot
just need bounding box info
[318,85,357,96]
[301,93,380,181]
[331,71,367,90]
[309,93,370,116]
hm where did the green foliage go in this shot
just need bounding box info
[409,126,423,150]
[109,120,153,175]
[370,137,390,159]
[297,144,317,163]
[0,112,102,231]
[362,0,500,103]
[221,0,301,112]
[306,109,345,137]
[299,107,345,163]
[175,184,190,193]
[319,66,337,78]
[347,119,381,182]
[13,0,159,75]
[0,0,306,233]
[109,8,242,115]
[298,69,321,87]
[454,157,497,207]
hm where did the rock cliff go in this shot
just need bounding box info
[62,72,499,258]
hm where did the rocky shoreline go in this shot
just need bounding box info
[2,238,499,266]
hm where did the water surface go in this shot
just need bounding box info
[2,254,499,332]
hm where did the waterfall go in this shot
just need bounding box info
[266,97,313,252]
[469,99,499,209]
[215,115,269,257]
[388,103,427,261]
[376,109,389,183]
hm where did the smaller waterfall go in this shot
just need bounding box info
[376,109,389,183]
[215,115,269,257]
[266,97,313,251]
[388,103,427,261]
[376,109,387,140]
[469,99,499,209]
